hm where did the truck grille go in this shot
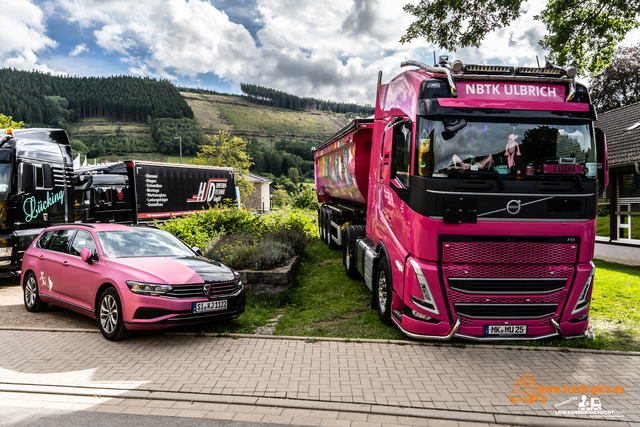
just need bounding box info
[441,239,577,324]
[454,303,558,319]
[165,282,238,299]
[442,242,577,264]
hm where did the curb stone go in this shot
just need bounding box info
[0,383,627,426]
[1,326,639,356]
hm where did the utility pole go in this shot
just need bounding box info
[174,136,182,164]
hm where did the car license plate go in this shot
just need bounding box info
[485,325,527,336]
[543,164,583,174]
[193,300,227,313]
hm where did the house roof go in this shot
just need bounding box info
[596,101,640,168]
[246,172,272,183]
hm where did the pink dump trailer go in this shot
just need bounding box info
[314,58,609,341]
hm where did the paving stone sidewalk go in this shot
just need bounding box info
[0,330,637,426]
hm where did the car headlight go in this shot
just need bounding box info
[126,281,172,296]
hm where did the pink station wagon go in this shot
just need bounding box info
[21,223,246,340]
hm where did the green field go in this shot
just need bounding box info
[597,216,640,239]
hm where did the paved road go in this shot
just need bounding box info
[0,329,637,427]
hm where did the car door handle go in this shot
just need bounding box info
[39,255,44,260]
[62,261,69,267]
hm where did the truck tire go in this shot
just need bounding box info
[375,256,393,325]
[343,225,364,279]
[318,206,326,242]
[325,210,338,250]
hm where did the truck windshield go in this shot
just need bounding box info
[0,163,11,199]
[415,118,596,179]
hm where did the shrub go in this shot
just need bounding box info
[291,187,318,210]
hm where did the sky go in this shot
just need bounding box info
[2,0,640,106]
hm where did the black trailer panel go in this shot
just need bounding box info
[127,161,235,222]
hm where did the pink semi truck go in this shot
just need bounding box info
[314,58,608,340]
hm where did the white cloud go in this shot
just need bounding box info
[0,0,60,73]
[70,43,89,56]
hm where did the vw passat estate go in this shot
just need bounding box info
[21,224,245,340]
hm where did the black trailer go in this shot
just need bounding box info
[75,160,236,224]
[0,128,75,277]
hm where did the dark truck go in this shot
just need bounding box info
[74,160,236,224]
[0,128,75,277]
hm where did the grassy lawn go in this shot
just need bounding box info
[182,237,640,351]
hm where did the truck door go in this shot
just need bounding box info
[377,118,413,298]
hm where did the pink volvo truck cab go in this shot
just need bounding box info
[314,58,609,341]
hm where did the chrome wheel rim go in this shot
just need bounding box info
[100,294,118,334]
[25,277,37,308]
[378,270,387,312]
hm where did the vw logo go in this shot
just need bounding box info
[506,199,521,215]
[203,284,215,296]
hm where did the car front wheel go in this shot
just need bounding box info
[97,287,131,341]
[24,272,48,312]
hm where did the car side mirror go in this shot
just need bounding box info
[191,246,203,256]
[595,128,608,197]
[80,247,94,264]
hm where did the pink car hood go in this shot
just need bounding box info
[103,256,236,284]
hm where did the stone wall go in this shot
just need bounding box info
[238,255,302,294]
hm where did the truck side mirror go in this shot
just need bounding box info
[21,163,35,193]
[390,164,397,180]
[595,128,608,197]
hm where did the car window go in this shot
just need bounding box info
[35,230,56,249]
[48,229,76,254]
[97,229,194,258]
[69,229,98,258]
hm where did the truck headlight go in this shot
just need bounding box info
[126,281,172,296]
[0,247,12,257]
[409,259,440,315]
[572,262,595,314]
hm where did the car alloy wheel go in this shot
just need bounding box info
[23,272,48,312]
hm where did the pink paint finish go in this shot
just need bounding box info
[20,223,245,338]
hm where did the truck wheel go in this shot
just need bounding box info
[23,272,48,312]
[375,256,393,325]
[325,210,338,250]
[343,227,361,279]
[318,206,326,242]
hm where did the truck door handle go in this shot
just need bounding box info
[62,261,69,267]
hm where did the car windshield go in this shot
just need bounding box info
[415,118,597,179]
[96,228,194,258]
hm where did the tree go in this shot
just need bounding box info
[400,0,640,76]
[589,43,640,112]
[191,130,254,202]
[0,114,24,129]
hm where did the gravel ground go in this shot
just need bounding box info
[0,277,97,330]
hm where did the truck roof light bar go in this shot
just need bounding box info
[401,60,457,98]
[465,64,515,74]
[516,66,565,77]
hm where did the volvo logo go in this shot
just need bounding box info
[203,284,215,296]
[506,199,521,215]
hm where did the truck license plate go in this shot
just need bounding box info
[543,164,583,174]
[485,325,527,336]
[193,300,227,313]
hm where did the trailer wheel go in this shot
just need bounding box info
[342,226,361,279]
[325,210,338,250]
[318,206,326,242]
[374,256,393,325]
